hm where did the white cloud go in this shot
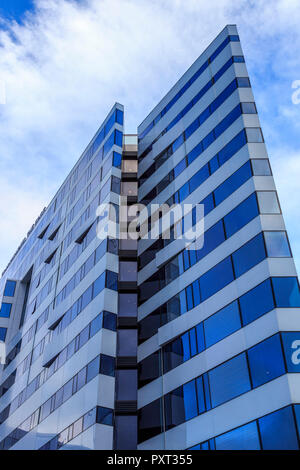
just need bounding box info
[0,0,299,274]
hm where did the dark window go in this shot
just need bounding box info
[139,398,163,443]
[200,256,234,301]
[272,277,300,307]
[87,356,100,382]
[224,193,259,238]
[215,421,260,450]
[0,303,12,318]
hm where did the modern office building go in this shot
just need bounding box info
[0,24,300,450]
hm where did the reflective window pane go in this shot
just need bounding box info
[264,231,291,257]
[257,191,280,214]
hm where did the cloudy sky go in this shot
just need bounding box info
[0,0,299,276]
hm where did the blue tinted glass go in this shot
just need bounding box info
[200,193,215,216]
[182,332,190,362]
[248,334,285,388]
[196,323,205,353]
[192,280,201,306]
[200,256,234,301]
[224,193,259,238]
[218,130,247,166]
[202,131,215,151]
[232,233,266,278]
[233,56,245,63]
[174,159,186,178]
[90,314,103,337]
[215,421,260,450]
[264,231,291,257]
[294,405,300,436]
[281,332,300,373]
[4,280,16,297]
[203,373,211,410]
[186,285,193,311]
[240,279,274,326]
[87,356,100,382]
[272,277,300,307]
[187,142,203,165]
[93,272,105,298]
[114,130,123,147]
[0,303,12,318]
[112,151,122,168]
[237,77,250,87]
[183,381,198,420]
[0,327,7,341]
[189,164,210,194]
[214,160,252,206]
[259,406,299,450]
[189,444,200,450]
[185,119,199,140]
[172,134,184,153]
[106,271,118,291]
[209,353,251,408]
[199,107,210,125]
[209,155,219,174]
[190,329,198,357]
[241,102,256,113]
[204,301,241,348]
[214,105,241,139]
[179,182,190,202]
[196,377,206,414]
[116,109,123,125]
[196,220,225,262]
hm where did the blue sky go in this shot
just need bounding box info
[0,0,34,22]
[0,0,299,276]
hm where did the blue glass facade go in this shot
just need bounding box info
[0,25,299,451]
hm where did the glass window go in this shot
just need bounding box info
[119,261,137,282]
[164,387,185,430]
[100,354,115,377]
[246,127,263,142]
[204,301,241,348]
[0,303,12,318]
[90,313,103,337]
[63,379,73,402]
[139,398,162,443]
[117,329,137,356]
[174,159,186,178]
[189,164,210,194]
[236,77,250,87]
[0,328,7,341]
[119,293,137,317]
[251,159,271,176]
[83,407,97,431]
[116,370,137,401]
[272,277,300,307]
[239,279,275,326]
[217,129,247,166]
[200,256,234,301]
[209,353,251,408]
[241,102,257,114]
[281,332,300,373]
[196,376,206,414]
[93,272,105,298]
[189,328,198,357]
[214,161,252,206]
[121,181,138,196]
[87,356,100,382]
[122,159,137,173]
[264,231,291,257]
[248,334,286,388]
[172,134,184,153]
[259,406,299,450]
[196,323,205,353]
[179,182,189,202]
[4,280,16,297]
[224,193,259,238]
[183,380,198,420]
[215,421,260,450]
[257,191,280,214]
[232,233,266,278]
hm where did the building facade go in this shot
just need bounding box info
[0,24,300,450]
